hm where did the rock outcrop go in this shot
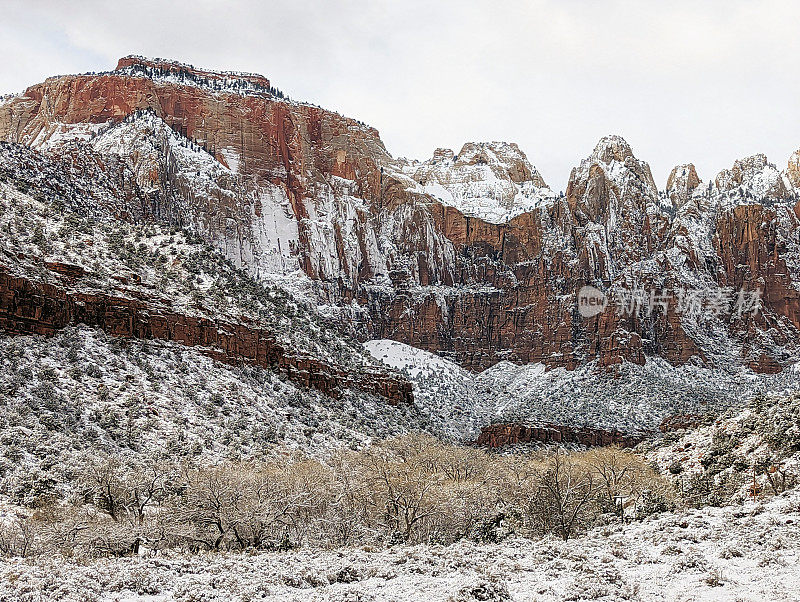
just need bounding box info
[666,163,701,209]
[788,149,800,189]
[715,154,792,201]
[476,422,645,448]
[402,141,555,223]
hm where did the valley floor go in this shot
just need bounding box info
[2,490,798,602]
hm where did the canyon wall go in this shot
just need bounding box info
[2,56,800,374]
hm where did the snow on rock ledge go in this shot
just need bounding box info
[715,153,796,202]
[399,141,557,224]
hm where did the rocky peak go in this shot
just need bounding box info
[567,135,659,222]
[715,153,792,201]
[571,135,658,197]
[788,148,800,189]
[451,141,547,187]
[666,163,701,209]
[407,141,554,224]
[430,148,455,163]
[564,135,667,279]
[591,134,636,164]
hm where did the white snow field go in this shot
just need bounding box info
[1,488,798,602]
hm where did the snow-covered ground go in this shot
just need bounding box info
[0,327,430,508]
[2,488,798,601]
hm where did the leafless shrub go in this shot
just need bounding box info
[8,435,674,556]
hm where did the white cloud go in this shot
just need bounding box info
[2,0,799,188]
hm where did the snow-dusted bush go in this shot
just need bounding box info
[0,435,676,559]
[650,391,800,507]
[749,393,800,452]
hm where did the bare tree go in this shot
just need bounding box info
[584,446,648,520]
[538,450,598,541]
[0,519,36,558]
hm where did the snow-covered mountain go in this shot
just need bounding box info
[2,50,800,595]
[398,141,558,223]
[2,55,800,443]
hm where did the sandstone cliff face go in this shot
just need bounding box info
[565,135,667,277]
[0,58,395,289]
[789,149,800,189]
[2,56,800,375]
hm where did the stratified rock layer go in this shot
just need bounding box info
[476,422,645,448]
[0,264,413,405]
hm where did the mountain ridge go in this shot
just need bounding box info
[2,55,800,379]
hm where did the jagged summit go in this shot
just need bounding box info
[591,134,636,164]
[567,135,658,205]
[715,153,794,201]
[452,141,547,187]
[430,147,455,163]
[402,140,556,223]
[666,163,701,208]
[420,141,546,185]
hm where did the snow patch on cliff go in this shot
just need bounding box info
[27,121,111,150]
[219,147,241,173]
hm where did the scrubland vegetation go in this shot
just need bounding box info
[0,436,672,558]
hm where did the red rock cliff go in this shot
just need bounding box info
[1,57,799,374]
[0,264,413,406]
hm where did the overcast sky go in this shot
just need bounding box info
[2,0,799,189]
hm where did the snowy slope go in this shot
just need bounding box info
[366,340,800,438]
[477,358,800,434]
[647,392,800,505]
[0,180,366,366]
[0,327,428,507]
[364,339,492,439]
[0,181,434,504]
